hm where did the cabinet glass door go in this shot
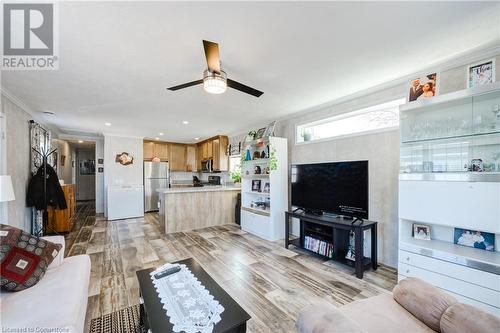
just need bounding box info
[472,90,500,135]
[400,97,473,143]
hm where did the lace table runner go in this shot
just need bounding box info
[150,263,224,333]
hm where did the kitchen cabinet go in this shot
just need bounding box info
[186,145,197,172]
[143,142,155,159]
[212,136,229,171]
[143,142,169,161]
[170,144,187,171]
[154,143,169,161]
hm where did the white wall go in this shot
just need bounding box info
[103,135,143,215]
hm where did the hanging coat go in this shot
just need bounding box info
[27,162,67,211]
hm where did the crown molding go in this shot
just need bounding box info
[0,86,62,137]
[103,133,145,139]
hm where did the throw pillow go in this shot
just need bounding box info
[0,224,62,291]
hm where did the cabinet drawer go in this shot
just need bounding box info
[399,250,500,291]
[398,262,500,308]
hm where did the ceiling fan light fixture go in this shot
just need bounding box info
[203,69,227,94]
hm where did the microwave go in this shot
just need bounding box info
[201,159,213,173]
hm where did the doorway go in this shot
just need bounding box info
[70,141,96,202]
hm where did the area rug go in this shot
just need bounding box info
[90,304,144,333]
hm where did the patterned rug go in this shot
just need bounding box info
[90,304,144,333]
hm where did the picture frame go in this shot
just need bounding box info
[80,159,95,175]
[251,179,261,192]
[98,158,104,164]
[467,58,495,88]
[407,72,439,102]
[263,182,270,193]
[413,224,431,241]
[454,228,495,252]
[115,152,134,166]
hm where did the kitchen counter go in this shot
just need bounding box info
[158,185,241,233]
[157,185,241,194]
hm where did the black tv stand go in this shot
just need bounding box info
[285,210,377,279]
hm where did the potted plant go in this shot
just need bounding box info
[230,168,241,184]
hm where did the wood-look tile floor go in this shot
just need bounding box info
[65,202,397,333]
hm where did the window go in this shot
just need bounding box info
[296,98,406,144]
[229,155,241,182]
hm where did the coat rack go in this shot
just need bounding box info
[31,147,58,236]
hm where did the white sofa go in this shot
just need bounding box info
[1,236,91,333]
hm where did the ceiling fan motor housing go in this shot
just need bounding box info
[203,69,227,94]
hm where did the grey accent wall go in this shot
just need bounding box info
[2,94,32,231]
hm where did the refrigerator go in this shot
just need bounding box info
[144,161,169,212]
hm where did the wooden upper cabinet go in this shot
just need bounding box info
[154,143,169,161]
[170,144,187,171]
[201,142,209,160]
[143,142,155,160]
[213,136,229,171]
[186,145,197,172]
[207,140,213,158]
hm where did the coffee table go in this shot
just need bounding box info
[136,258,251,333]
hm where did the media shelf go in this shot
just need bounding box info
[285,211,378,279]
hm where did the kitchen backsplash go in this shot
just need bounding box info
[170,171,230,183]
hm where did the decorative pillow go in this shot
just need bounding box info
[440,303,500,333]
[0,224,62,291]
[393,277,457,332]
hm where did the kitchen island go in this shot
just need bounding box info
[158,186,241,233]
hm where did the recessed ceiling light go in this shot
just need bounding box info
[182,120,189,125]
[194,137,199,140]
[105,122,111,126]
[155,137,160,140]
[78,140,84,143]
[159,132,164,136]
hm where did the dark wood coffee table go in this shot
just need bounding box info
[136,258,251,333]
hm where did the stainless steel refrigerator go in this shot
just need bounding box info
[144,161,169,212]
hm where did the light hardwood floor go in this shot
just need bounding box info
[65,202,397,333]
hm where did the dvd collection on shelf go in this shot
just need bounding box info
[304,235,333,258]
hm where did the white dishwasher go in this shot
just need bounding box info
[107,185,144,220]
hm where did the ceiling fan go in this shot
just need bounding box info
[167,40,263,97]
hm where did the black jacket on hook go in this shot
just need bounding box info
[27,163,67,211]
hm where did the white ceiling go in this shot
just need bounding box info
[2,1,500,143]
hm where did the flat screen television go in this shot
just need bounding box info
[291,161,368,219]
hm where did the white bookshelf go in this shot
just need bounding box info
[240,136,288,241]
[398,84,500,316]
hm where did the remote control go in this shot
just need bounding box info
[154,266,181,279]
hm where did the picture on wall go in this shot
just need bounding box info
[80,160,95,175]
[408,73,438,102]
[115,152,134,166]
[454,228,495,252]
[467,59,495,88]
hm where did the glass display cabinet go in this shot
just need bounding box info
[400,84,500,175]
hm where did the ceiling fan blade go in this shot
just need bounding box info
[167,79,203,91]
[202,40,221,74]
[227,79,264,97]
